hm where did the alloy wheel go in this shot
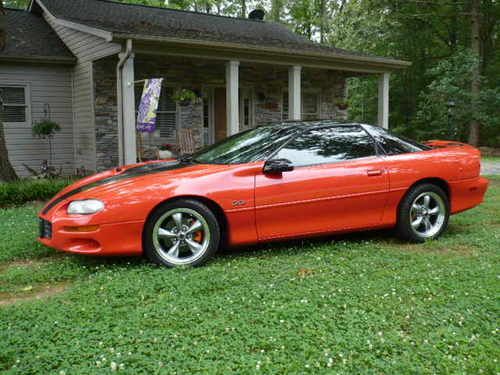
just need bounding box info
[152,208,211,265]
[409,191,446,238]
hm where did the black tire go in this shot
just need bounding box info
[396,183,450,243]
[143,199,220,267]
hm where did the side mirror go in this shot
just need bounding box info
[263,159,294,174]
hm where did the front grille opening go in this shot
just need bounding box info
[39,218,52,239]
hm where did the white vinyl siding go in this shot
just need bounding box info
[44,14,121,172]
[0,64,74,177]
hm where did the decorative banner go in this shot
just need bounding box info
[136,78,163,133]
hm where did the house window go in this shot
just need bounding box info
[239,88,254,131]
[302,91,320,120]
[282,91,289,120]
[282,90,320,121]
[135,85,177,139]
[0,86,28,123]
[156,87,177,138]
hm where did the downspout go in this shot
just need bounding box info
[116,39,133,166]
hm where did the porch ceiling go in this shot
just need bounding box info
[132,40,408,75]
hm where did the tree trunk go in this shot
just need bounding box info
[240,0,246,18]
[0,1,19,181]
[0,122,19,182]
[0,0,5,52]
[319,0,326,43]
[468,0,481,146]
[271,0,282,22]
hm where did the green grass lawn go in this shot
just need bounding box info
[1,178,499,374]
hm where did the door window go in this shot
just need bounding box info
[274,125,376,167]
[239,89,254,131]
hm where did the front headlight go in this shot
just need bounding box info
[67,199,105,215]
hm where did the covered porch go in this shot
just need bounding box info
[93,39,405,170]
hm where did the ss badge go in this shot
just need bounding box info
[232,200,246,207]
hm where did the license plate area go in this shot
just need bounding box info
[39,218,52,239]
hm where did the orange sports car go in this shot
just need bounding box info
[38,121,489,267]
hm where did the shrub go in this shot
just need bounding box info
[0,178,74,207]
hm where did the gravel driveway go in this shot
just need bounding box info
[481,160,500,175]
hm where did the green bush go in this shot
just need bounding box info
[0,178,74,207]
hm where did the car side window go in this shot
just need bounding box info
[364,125,429,155]
[274,126,376,167]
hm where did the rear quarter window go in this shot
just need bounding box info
[364,125,430,155]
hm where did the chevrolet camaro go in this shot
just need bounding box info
[38,122,489,267]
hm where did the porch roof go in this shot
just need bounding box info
[32,0,410,72]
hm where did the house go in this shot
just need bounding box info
[0,0,410,176]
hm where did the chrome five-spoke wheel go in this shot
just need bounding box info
[144,200,220,267]
[396,183,450,243]
[409,192,446,238]
[153,208,210,265]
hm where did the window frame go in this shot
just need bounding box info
[0,83,31,125]
[267,124,379,168]
[301,89,321,121]
[281,89,322,121]
[362,124,431,156]
[135,82,179,141]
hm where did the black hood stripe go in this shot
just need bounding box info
[42,161,187,215]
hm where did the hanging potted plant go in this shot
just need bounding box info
[32,120,61,167]
[172,89,199,106]
[336,100,349,110]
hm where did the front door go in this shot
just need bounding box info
[254,125,389,240]
[214,88,226,142]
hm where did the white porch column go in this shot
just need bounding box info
[378,72,390,129]
[226,60,240,136]
[288,65,302,120]
[121,53,137,165]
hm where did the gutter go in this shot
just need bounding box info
[116,39,133,166]
[0,55,76,65]
[112,33,411,70]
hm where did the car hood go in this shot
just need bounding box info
[41,160,227,215]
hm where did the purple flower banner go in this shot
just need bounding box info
[136,78,163,133]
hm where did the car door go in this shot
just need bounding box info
[254,125,389,240]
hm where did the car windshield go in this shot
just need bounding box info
[191,126,297,164]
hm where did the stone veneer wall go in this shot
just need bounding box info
[93,56,120,171]
[92,55,348,171]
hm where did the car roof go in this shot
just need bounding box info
[259,120,381,131]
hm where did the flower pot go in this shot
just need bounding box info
[158,150,174,159]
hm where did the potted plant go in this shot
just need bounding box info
[336,100,349,110]
[158,143,176,159]
[32,120,61,166]
[172,89,199,106]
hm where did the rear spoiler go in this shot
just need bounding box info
[424,140,470,148]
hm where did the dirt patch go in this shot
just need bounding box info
[0,282,68,307]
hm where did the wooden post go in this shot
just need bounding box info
[378,72,390,129]
[288,65,302,120]
[226,60,240,136]
[121,53,137,165]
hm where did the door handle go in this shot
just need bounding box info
[367,169,383,176]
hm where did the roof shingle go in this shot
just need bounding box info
[37,0,368,57]
[0,8,74,62]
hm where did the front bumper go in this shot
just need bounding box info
[37,214,144,256]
